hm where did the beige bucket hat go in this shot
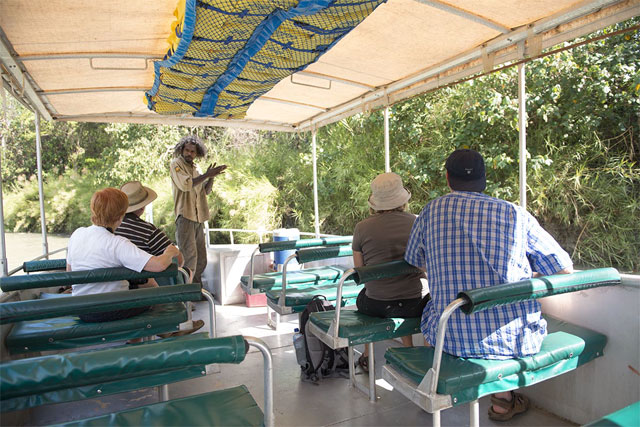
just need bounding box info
[368,172,411,211]
[120,181,158,213]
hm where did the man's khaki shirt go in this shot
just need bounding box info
[170,156,210,223]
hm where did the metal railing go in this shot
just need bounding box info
[6,247,67,277]
[204,224,337,246]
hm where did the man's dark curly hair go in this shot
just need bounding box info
[173,135,207,158]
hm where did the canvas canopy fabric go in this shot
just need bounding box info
[1,0,637,131]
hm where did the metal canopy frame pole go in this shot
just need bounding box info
[312,129,320,237]
[384,107,390,172]
[0,88,7,276]
[518,62,527,208]
[35,111,49,258]
[0,145,6,276]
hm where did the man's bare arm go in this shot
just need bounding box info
[144,245,180,272]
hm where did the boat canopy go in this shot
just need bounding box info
[0,0,638,132]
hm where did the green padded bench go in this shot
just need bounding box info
[1,283,204,354]
[585,400,640,427]
[243,235,352,295]
[15,258,188,286]
[381,268,621,427]
[0,263,181,292]
[0,334,275,427]
[241,265,349,293]
[265,280,361,312]
[0,265,216,354]
[56,386,263,427]
[265,245,354,329]
[307,260,424,402]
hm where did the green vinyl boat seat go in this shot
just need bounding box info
[265,279,360,313]
[265,245,354,329]
[23,258,67,273]
[385,315,606,403]
[306,260,424,402]
[381,268,621,427]
[308,311,420,347]
[56,386,263,427]
[240,265,348,293]
[2,284,202,354]
[0,333,275,426]
[585,400,640,427]
[244,236,352,295]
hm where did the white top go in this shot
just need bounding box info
[67,225,153,296]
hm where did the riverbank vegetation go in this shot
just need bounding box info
[2,21,638,271]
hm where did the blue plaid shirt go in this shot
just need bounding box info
[405,191,572,359]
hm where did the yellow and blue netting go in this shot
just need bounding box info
[145,0,386,118]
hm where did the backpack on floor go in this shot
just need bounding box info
[297,295,349,383]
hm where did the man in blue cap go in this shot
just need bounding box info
[405,148,573,421]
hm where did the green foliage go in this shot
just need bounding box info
[4,171,93,233]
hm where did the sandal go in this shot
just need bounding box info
[157,319,205,339]
[488,391,530,421]
[357,354,369,373]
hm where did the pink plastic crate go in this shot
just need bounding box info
[244,291,267,307]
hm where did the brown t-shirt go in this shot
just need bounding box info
[352,211,424,301]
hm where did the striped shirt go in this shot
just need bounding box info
[115,213,173,256]
[405,191,572,359]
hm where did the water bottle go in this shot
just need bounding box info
[292,328,307,366]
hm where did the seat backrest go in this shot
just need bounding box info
[0,283,202,324]
[458,268,621,314]
[296,245,352,264]
[352,260,424,284]
[258,235,352,253]
[0,334,247,407]
[0,264,181,292]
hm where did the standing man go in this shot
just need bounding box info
[405,148,573,421]
[170,135,227,285]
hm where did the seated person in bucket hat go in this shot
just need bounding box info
[352,172,430,373]
[405,148,573,421]
[116,181,189,283]
[116,181,203,337]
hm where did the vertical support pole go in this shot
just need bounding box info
[159,384,169,402]
[312,129,320,237]
[35,111,49,259]
[469,400,480,427]
[347,345,356,388]
[0,144,7,277]
[368,342,376,402]
[433,411,441,427]
[518,62,527,209]
[1,87,7,276]
[145,201,154,224]
[384,107,390,172]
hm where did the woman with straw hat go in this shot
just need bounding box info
[352,173,430,372]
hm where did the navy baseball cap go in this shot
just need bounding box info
[445,149,486,192]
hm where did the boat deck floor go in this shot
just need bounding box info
[24,301,574,426]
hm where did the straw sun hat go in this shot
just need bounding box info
[120,181,158,213]
[367,172,411,211]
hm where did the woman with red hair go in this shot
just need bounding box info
[66,188,179,322]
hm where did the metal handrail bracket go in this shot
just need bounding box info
[245,337,275,427]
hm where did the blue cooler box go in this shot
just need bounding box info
[273,228,300,271]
